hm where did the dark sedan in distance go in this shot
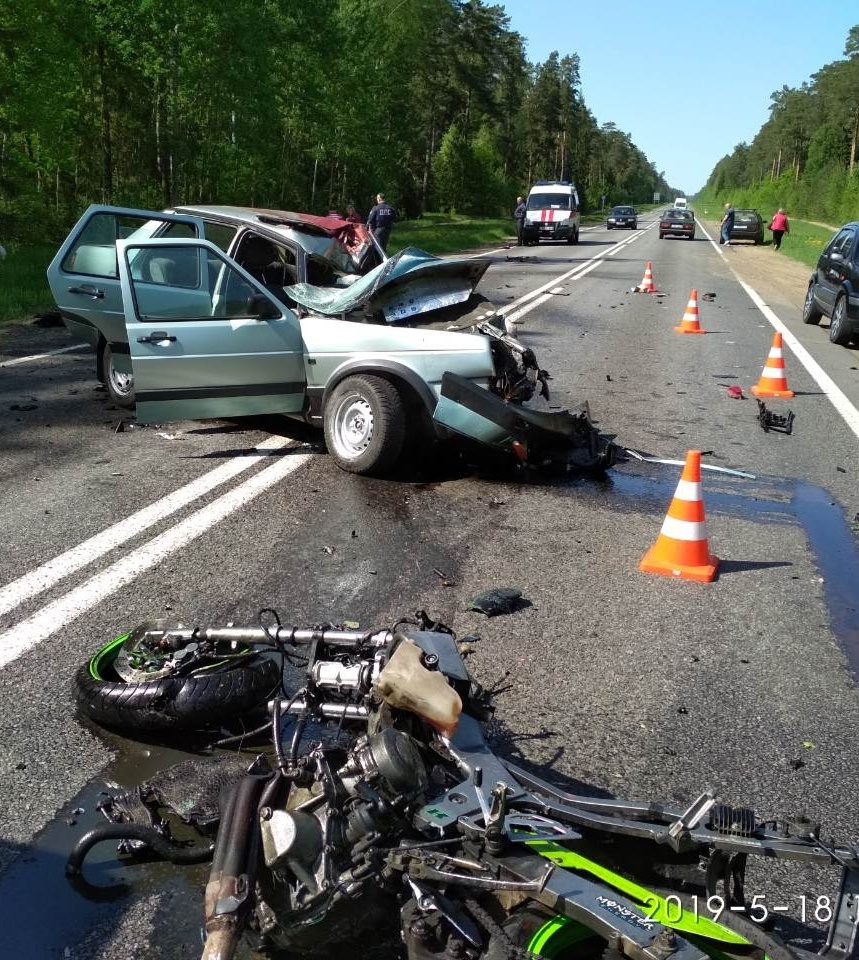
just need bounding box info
[606,205,637,229]
[802,221,859,346]
[729,209,765,245]
[659,208,695,240]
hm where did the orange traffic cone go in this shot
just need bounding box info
[674,288,706,334]
[636,261,657,293]
[639,450,719,583]
[750,331,794,398]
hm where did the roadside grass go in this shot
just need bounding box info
[776,220,836,271]
[0,244,57,325]
[392,213,513,253]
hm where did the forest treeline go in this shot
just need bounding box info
[702,25,859,223]
[0,0,676,242]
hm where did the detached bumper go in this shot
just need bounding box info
[434,373,618,473]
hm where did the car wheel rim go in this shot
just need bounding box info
[333,394,374,459]
[803,287,814,318]
[832,301,843,335]
[109,364,134,397]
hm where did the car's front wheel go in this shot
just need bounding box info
[103,343,136,408]
[802,283,822,325]
[829,293,852,345]
[324,374,406,475]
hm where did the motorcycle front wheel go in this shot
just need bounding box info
[74,628,282,734]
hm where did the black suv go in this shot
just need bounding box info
[729,209,764,245]
[803,222,859,346]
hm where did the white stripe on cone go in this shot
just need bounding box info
[660,516,709,541]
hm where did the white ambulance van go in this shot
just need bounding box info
[522,180,580,244]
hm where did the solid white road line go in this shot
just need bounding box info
[0,447,314,669]
[699,221,859,442]
[0,344,89,367]
[736,278,859,440]
[0,436,293,619]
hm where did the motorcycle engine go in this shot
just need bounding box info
[253,725,430,952]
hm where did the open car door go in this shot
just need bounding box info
[118,238,306,424]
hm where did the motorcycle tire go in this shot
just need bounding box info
[75,633,282,734]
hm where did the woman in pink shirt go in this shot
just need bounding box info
[769,209,790,250]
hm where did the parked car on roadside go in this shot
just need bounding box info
[802,221,859,346]
[47,206,617,475]
[658,208,695,240]
[728,209,765,245]
[606,205,637,230]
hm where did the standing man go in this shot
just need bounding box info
[366,193,397,253]
[720,202,735,246]
[514,195,527,246]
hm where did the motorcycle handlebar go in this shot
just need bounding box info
[147,625,394,650]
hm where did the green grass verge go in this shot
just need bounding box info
[771,220,837,271]
[392,212,514,254]
[0,244,57,325]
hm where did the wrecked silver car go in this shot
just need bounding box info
[47,206,617,475]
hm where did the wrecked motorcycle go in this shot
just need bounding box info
[69,614,859,960]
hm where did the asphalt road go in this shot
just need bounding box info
[1,211,858,959]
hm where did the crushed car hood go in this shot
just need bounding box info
[284,246,491,322]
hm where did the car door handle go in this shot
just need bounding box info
[136,331,177,344]
[68,284,104,299]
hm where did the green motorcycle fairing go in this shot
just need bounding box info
[526,840,756,958]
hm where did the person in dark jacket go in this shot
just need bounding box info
[366,193,396,252]
[514,196,527,246]
[720,203,735,245]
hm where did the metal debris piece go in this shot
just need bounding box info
[726,385,745,399]
[623,448,756,479]
[467,587,527,617]
[701,292,717,301]
[756,399,794,434]
[433,567,457,588]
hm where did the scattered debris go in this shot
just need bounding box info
[467,587,529,617]
[756,399,795,434]
[31,310,63,328]
[789,758,806,771]
[322,546,335,555]
[623,448,756,479]
[724,385,745,399]
[10,403,37,411]
[433,567,457,588]
[488,496,506,508]
[701,292,717,302]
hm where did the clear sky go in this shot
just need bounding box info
[498,0,858,195]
